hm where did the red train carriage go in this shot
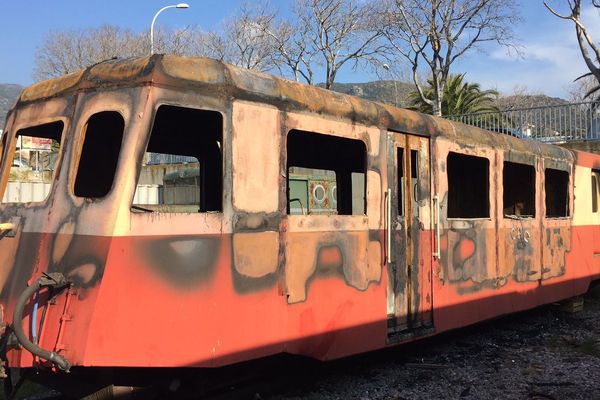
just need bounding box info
[0,55,598,397]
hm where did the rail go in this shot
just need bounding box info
[447,101,600,143]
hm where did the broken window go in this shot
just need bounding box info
[287,130,366,216]
[2,121,63,203]
[447,152,490,219]
[132,105,222,213]
[545,168,569,218]
[593,172,599,214]
[74,112,124,198]
[503,161,536,218]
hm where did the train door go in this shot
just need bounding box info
[386,132,433,338]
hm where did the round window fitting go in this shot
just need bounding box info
[331,186,337,203]
[313,184,326,203]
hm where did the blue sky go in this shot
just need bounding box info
[0,1,598,98]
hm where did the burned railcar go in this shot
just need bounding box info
[0,55,599,396]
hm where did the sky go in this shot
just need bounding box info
[0,0,599,99]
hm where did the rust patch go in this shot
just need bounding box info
[87,57,152,82]
[20,70,84,102]
[285,231,379,303]
[161,55,225,84]
[233,231,279,278]
[542,226,571,279]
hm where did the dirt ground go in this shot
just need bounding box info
[272,287,600,400]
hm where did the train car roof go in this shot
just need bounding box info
[15,54,572,163]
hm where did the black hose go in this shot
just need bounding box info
[12,273,71,372]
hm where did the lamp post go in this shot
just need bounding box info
[150,3,190,55]
[383,64,399,107]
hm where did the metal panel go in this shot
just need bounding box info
[2,181,50,203]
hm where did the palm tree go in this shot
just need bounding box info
[409,74,499,117]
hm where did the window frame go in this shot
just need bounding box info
[131,102,225,214]
[446,151,492,221]
[502,160,537,219]
[72,110,126,200]
[286,129,367,217]
[1,118,67,206]
[543,166,571,219]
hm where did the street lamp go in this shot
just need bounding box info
[150,3,190,55]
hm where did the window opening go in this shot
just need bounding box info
[3,121,63,204]
[447,152,490,219]
[397,147,404,216]
[74,112,124,198]
[410,149,420,207]
[287,130,366,216]
[592,172,599,214]
[545,168,569,218]
[132,105,223,213]
[410,149,418,179]
[503,161,536,218]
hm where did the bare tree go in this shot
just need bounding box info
[33,25,145,81]
[204,3,279,72]
[253,18,318,84]
[150,26,198,56]
[545,1,600,101]
[382,0,520,116]
[568,73,600,102]
[33,24,203,81]
[244,0,388,87]
[294,0,388,89]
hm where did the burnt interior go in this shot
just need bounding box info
[545,168,569,217]
[447,152,489,219]
[74,112,124,198]
[503,161,536,217]
[287,130,366,215]
[143,105,223,212]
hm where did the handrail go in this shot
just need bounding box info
[447,100,600,143]
[386,188,392,264]
[433,194,440,259]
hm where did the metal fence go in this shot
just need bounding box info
[447,101,600,143]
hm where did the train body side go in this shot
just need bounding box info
[0,55,598,386]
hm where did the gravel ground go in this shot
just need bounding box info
[271,287,600,400]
